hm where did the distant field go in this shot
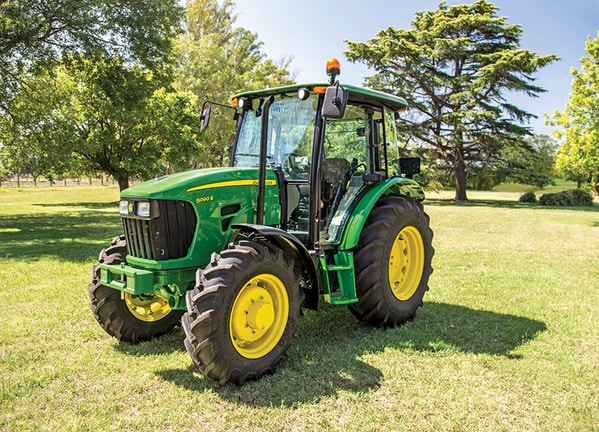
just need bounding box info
[1,185,597,431]
[428,178,598,204]
[492,178,584,193]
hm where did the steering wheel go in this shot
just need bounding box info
[284,152,310,179]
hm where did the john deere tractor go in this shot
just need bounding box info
[89,59,434,384]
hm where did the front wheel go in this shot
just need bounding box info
[349,196,434,327]
[88,236,183,343]
[182,240,302,385]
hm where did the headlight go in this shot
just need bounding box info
[119,200,130,215]
[119,199,153,218]
[136,201,151,218]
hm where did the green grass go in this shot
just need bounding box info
[492,178,582,194]
[1,186,598,431]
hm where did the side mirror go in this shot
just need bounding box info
[200,105,212,132]
[322,85,348,119]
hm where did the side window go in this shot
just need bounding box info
[323,117,367,166]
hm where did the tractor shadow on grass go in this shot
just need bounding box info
[155,301,546,406]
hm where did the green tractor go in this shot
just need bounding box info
[89,59,434,384]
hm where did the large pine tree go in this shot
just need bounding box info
[345,0,557,201]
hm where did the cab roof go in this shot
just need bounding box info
[233,82,408,113]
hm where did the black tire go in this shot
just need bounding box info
[182,240,302,385]
[349,196,434,327]
[88,236,183,343]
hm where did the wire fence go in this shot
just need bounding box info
[0,175,142,188]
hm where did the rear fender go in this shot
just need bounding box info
[231,223,320,310]
[338,177,425,251]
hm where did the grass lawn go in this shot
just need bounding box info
[1,185,598,431]
[492,178,581,194]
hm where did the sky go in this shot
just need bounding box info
[233,0,599,136]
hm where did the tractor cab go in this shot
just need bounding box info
[223,59,420,253]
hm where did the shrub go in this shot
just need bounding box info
[570,188,595,205]
[539,189,594,206]
[519,191,537,203]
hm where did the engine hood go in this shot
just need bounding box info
[120,166,274,201]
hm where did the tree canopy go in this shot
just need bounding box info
[550,32,599,195]
[0,0,183,113]
[345,0,558,201]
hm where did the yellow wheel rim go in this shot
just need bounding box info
[229,274,289,359]
[124,293,172,322]
[388,226,425,301]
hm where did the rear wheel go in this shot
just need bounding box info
[349,196,434,327]
[182,240,302,385]
[88,236,183,343]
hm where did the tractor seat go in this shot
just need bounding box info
[322,158,350,186]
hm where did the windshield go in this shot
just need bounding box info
[233,96,317,173]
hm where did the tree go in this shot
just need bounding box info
[0,145,8,186]
[550,32,599,195]
[174,0,295,166]
[1,55,201,191]
[497,134,557,188]
[522,134,558,184]
[0,75,70,186]
[345,0,558,201]
[0,0,183,114]
[1,0,186,189]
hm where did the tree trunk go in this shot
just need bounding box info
[454,153,469,202]
[117,176,129,192]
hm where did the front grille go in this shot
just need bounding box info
[122,200,197,260]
